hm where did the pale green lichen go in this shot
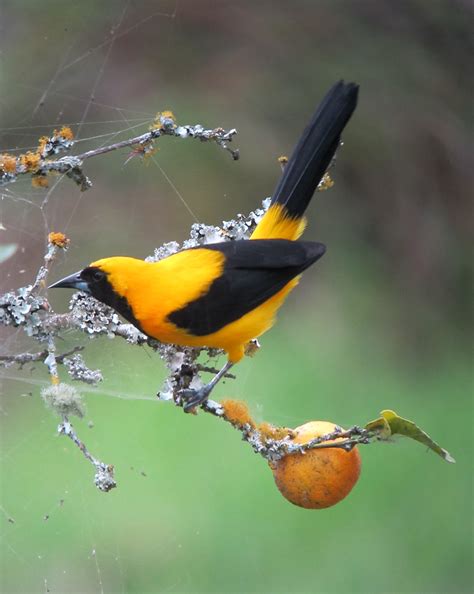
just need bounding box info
[41,383,85,418]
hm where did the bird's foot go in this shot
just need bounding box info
[180,386,211,413]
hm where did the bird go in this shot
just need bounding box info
[50,80,359,410]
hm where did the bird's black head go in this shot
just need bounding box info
[49,264,143,330]
[49,266,108,297]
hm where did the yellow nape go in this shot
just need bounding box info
[250,203,306,241]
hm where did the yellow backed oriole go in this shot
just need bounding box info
[51,81,358,409]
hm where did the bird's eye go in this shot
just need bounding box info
[92,269,105,282]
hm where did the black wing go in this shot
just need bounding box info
[167,239,325,336]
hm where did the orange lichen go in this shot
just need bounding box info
[258,422,293,441]
[19,151,41,172]
[0,153,17,174]
[128,142,157,164]
[221,399,255,428]
[35,127,73,158]
[58,126,74,140]
[142,147,158,164]
[150,110,176,131]
[37,136,49,155]
[31,174,49,188]
[159,110,175,121]
[48,232,70,249]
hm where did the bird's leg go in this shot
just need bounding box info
[181,360,234,412]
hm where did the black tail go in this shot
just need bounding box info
[271,80,358,218]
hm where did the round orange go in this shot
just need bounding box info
[271,420,361,509]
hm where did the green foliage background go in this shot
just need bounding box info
[1,1,472,593]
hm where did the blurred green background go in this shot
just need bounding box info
[0,1,472,593]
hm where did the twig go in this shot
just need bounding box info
[0,114,239,190]
[30,241,60,293]
[0,345,83,368]
[58,417,116,492]
[196,364,236,379]
[72,122,239,162]
[177,397,374,462]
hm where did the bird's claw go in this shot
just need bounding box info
[180,387,210,412]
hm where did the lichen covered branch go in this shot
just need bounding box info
[0,112,239,191]
[0,345,83,368]
[58,418,116,492]
[188,398,374,463]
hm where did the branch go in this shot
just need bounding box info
[0,112,239,190]
[74,120,239,162]
[0,345,83,369]
[168,395,374,463]
[58,417,116,492]
[196,364,236,379]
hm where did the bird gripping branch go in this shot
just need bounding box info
[50,81,359,411]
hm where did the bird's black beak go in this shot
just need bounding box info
[48,271,90,293]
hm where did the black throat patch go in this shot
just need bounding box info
[81,267,144,333]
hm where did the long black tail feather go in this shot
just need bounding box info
[271,80,358,218]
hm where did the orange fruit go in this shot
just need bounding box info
[271,420,361,509]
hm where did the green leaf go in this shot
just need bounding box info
[0,243,17,264]
[365,415,391,438]
[365,409,455,463]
